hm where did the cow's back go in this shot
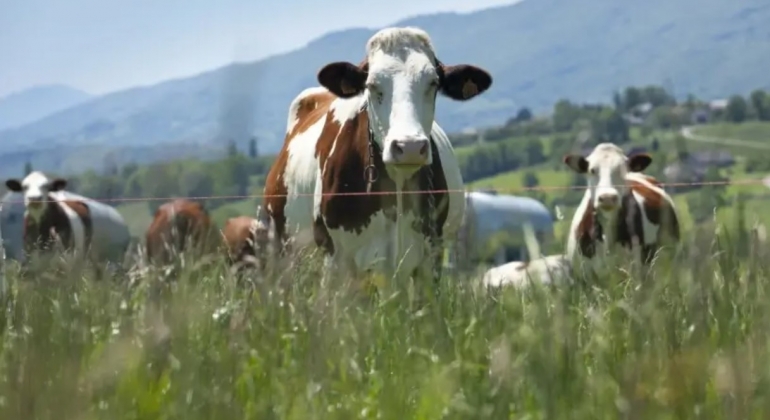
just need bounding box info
[264,87,338,241]
[146,199,217,263]
[428,121,465,240]
[54,191,130,261]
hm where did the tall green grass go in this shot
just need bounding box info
[2,223,770,419]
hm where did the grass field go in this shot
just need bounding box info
[3,220,770,418]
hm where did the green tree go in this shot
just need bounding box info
[641,85,676,107]
[612,90,623,110]
[524,138,545,165]
[750,90,770,121]
[514,107,533,123]
[227,139,239,157]
[674,135,689,161]
[522,171,540,189]
[601,109,630,144]
[725,95,748,123]
[552,99,581,132]
[248,137,259,158]
[623,87,643,111]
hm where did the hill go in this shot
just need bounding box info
[0,84,92,131]
[0,0,768,177]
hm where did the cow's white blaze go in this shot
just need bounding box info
[363,28,439,177]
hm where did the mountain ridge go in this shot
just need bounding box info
[0,0,768,177]
[0,84,93,131]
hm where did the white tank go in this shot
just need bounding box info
[453,191,555,268]
[0,190,131,264]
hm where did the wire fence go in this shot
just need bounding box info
[1,177,766,204]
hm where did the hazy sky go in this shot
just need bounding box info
[0,0,519,98]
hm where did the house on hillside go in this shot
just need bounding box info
[691,109,710,124]
[709,99,729,111]
[663,161,706,193]
[686,150,735,168]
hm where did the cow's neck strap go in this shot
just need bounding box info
[363,124,378,194]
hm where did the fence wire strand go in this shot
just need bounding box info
[0,177,764,204]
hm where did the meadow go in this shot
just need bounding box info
[2,215,770,419]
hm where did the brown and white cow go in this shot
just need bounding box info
[5,171,93,258]
[263,26,492,283]
[221,215,272,271]
[145,199,219,265]
[563,143,680,265]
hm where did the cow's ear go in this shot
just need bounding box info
[50,178,67,191]
[5,179,22,192]
[627,153,652,172]
[563,155,588,173]
[318,61,368,98]
[439,64,492,101]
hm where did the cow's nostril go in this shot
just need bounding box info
[419,142,428,156]
[391,143,404,155]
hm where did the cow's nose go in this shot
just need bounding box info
[389,139,429,165]
[597,193,619,209]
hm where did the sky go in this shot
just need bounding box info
[0,0,520,98]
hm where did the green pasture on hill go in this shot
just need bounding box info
[3,220,770,418]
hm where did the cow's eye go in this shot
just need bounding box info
[589,167,598,175]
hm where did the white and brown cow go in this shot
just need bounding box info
[263,26,492,283]
[6,171,90,257]
[563,143,680,266]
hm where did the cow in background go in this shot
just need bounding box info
[563,143,680,266]
[144,199,220,265]
[221,209,273,273]
[5,171,130,265]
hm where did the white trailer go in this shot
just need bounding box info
[452,191,555,270]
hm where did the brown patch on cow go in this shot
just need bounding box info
[574,200,601,258]
[629,180,681,242]
[638,174,662,187]
[23,199,93,256]
[313,108,449,251]
[221,216,267,268]
[263,91,336,256]
[145,199,219,264]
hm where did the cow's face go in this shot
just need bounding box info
[563,143,652,215]
[5,171,67,222]
[317,27,492,176]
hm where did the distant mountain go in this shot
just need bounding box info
[0,0,769,178]
[0,84,93,131]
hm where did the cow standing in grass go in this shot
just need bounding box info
[5,171,130,265]
[262,26,492,284]
[563,143,680,266]
[145,199,219,265]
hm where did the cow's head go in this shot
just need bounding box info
[5,171,68,221]
[563,143,652,214]
[317,26,492,175]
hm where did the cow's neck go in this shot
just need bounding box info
[594,207,619,246]
[24,200,65,249]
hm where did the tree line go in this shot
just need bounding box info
[9,84,768,219]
